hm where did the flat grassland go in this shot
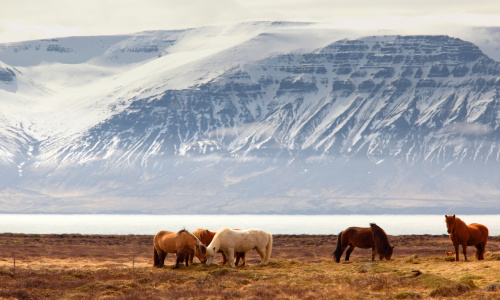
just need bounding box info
[0,234,499,299]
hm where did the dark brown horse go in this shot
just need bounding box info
[333,223,394,262]
[191,228,246,266]
[445,215,489,261]
[153,229,207,269]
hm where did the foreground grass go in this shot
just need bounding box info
[1,254,499,299]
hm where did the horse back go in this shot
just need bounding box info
[154,230,177,253]
[220,229,270,252]
[467,223,489,245]
[343,227,373,248]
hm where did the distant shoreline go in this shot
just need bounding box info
[1,214,499,235]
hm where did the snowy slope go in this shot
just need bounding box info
[1,22,500,214]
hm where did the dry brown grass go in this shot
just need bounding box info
[0,234,499,299]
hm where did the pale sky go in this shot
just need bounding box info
[1,0,500,43]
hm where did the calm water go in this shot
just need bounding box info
[0,214,498,236]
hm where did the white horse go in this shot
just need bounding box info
[206,227,273,267]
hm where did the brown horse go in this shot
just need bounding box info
[445,215,488,261]
[333,223,394,262]
[153,229,207,269]
[191,228,246,266]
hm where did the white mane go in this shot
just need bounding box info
[215,227,231,235]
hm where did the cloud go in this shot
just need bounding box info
[1,1,500,43]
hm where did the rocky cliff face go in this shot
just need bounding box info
[1,27,499,214]
[59,35,500,165]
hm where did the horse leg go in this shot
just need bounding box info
[174,253,184,269]
[226,248,235,267]
[160,253,167,267]
[239,252,246,266]
[155,250,167,268]
[185,254,190,267]
[345,244,355,261]
[462,244,468,261]
[474,241,487,261]
[189,252,194,265]
[256,247,267,265]
[480,241,487,260]
[220,251,228,265]
[454,243,460,262]
[235,252,241,266]
[240,252,247,266]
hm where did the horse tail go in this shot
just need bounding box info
[481,226,489,260]
[333,231,343,263]
[153,246,160,267]
[264,232,273,264]
[475,243,481,260]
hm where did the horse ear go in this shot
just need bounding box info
[453,214,455,219]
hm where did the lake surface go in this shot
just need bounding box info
[1,214,499,236]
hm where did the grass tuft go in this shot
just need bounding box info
[429,282,470,297]
[405,255,421,264]
[486,252,500,260]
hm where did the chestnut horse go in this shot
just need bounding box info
[445,215,488,261]
[206,228,272,267]
[333,223,394,262]
[191,228,246,266]
[153,229,207,269]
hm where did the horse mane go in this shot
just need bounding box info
[215,227,231,236]
[207,227,230,253]
[370,223,392,254]
[451,216,468,237]
[212,227,231,242]
[192,228,205,238]
[177,228,189,234]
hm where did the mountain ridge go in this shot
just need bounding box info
[1,23,500,214]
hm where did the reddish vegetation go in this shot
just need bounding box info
[0,234,499,299]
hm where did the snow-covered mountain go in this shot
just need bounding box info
[1,22,499,214]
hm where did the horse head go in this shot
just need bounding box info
[195,244,207,264]
[206,245,219,265]
[384,245,395,260]
[445,215,456,234]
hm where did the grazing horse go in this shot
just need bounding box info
[206,227,272,267]
[445,215,488,261]
[153,229,207,269]
[333,223,394,262]
[191,228,246,266]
